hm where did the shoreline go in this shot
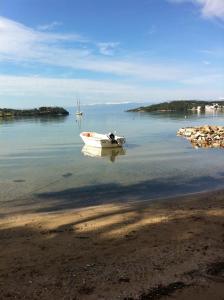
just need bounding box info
[0,107,69,118]
[0,188,224,299]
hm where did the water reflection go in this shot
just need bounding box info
[133,111,224,121]
[191,141,224,149]
[81,145,126,162]
[75,114,83,130]
[0,115,68,125]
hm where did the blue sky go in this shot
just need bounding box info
[0,0,224,108]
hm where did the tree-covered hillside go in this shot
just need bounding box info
[127,100,224,112]
[0,107,69,118]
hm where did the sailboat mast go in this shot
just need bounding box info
[76,98,80,113]
[75,95,83,115]
[79,98,81,112]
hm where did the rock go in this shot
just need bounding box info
[177,125,224,148]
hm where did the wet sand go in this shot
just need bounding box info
[0,189,224,299]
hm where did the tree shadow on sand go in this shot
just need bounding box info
[0,191,224,299]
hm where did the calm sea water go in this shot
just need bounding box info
[1,103,224,210]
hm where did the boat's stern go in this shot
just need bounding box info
[116,136,126,146]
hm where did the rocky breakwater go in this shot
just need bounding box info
[177,125,224,148]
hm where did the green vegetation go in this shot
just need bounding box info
[0,107,69,118]
[127,100,224,112]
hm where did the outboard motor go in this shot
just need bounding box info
[108,132,118,144]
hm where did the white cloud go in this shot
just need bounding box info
[199,0,224,19]
[0,16,195,81]
[37,21,62,31]
[169,0,224,19]
[202,60,211,65]
[0,16,86,61]
[97,42,120,56]
[0,16,223,107]
[181,73,224,84]
[200,48,224,58]
[0,75,223,108]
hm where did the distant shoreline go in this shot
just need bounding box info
[0,107,69,118]
[127,100,224,113]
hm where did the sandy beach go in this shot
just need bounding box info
[0,189,224,299]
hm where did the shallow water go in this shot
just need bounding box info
[1,104,224,209]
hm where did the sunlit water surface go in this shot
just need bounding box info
[1,104,224,209]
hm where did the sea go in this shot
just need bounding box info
[1,103,224,212]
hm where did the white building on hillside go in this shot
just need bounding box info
[205,103,222,111]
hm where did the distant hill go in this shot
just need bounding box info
[127,100,224,112]
[0,107,69,118]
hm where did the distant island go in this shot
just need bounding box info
[127,100,224,113]
[0,107,69,118]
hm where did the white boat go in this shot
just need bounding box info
[80,132,126,148]
[76,98,83,116]
[82,145,126,162]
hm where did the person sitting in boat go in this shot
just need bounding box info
[108,133,118,144]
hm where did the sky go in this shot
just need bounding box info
[0,0,224,108]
